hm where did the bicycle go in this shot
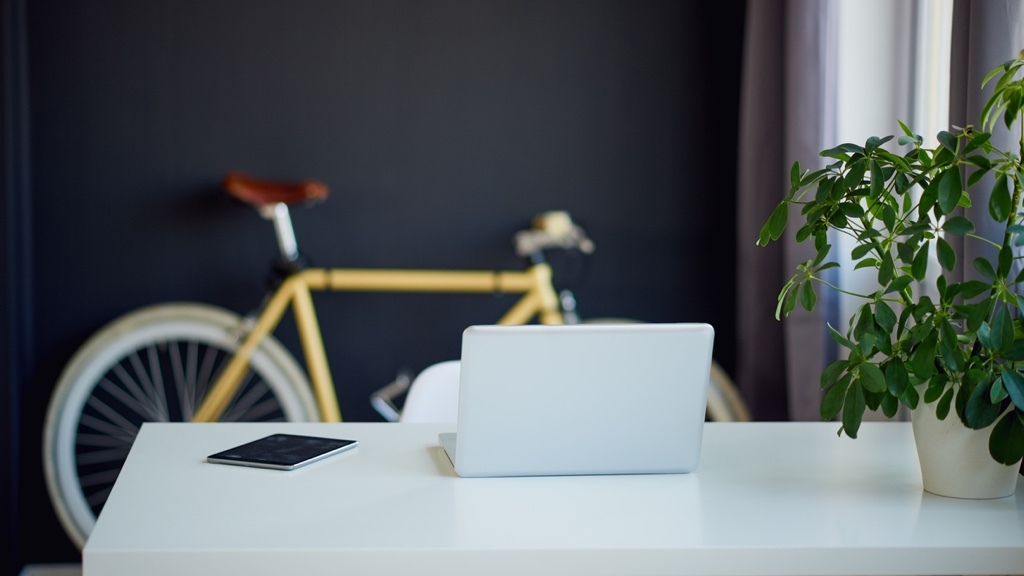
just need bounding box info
[42,171,749,550]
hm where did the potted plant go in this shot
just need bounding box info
[758,51,1024,498]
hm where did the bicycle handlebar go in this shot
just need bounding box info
[514,211,595,258]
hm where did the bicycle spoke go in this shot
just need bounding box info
[168,340,188,418]
[76,409,138,440]
[186,341,199,403]
[82,478,116,504]
[191,343,221,417]
[231,398,289,422]
[126,349,169,419]
[93,376,160,423]
[107,363,165,421]
[76,432,136,449]
[82,397,143,438]
[224,378,272,421]
[146,344,170,419]
[75,446,132,467]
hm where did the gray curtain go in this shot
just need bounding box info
[737,0,1024,421]
[736,0,836,421]
[950,1,1024,285]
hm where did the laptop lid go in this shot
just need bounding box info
[441,322,714,478]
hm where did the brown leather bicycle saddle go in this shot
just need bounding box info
[222,171,329,207]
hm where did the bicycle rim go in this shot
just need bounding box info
[43,303,318,549]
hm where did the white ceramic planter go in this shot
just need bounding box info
[911,398,1021,499]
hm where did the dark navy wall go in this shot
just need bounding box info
[6,1,744,569]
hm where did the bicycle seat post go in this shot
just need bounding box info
[261,203,300,262]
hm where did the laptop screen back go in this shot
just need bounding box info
[446,323,714,477]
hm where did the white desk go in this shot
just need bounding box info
[83,422,1024,576]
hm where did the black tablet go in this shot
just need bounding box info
[207,433,358,470]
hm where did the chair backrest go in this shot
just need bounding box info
[399,360,461,423]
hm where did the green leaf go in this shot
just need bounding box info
[1000,245,1014,279]
[853,305,875,340]
[879,253,896,286]
[910,331,938,380]
[936,237,956,271]
[991,376,1009,403]
[937,167,963,215]
[1000,369,1024,409]
[800,281,817,312]
[1004,339,1024,361]
[968,166,989,187]
[885,275,914,295]
[884,361,909,396]
[991,304,1014,354]
[869,160,885,198]
[800,168,830,188]
[901,379,920,410]
[865,135,893,153]
[844,158,867,188]
[966,378,1003,430]
[859,362,887,394]
[964,131,991,153]
[924,375,948,403]
[989,410,1024,465]
[857,333,877,358]
[828,324,857,351]
[942,215,974,235]
[875,300,897,333]
[936,387,954,420]
[974,257,997,280]
[820,359,850,389]
[897,119,915,139]
[911,243,929,281]
[790,161,802,189]
[959,280,991,299]
[897,241,916,265]
[854,258,879,271]
[815,178,834,203]
[978,320,994,349]
[782,283,799,317]
[919,175,940,218]
[821,373,851,421]
[842,380,866,438]
[962,153,992,170]
[939,319,964,372]
[851,243,875,260]
[880,393,899,417]
[838,202,865,218]
[812,243,832,266]
[820,143,862,159]
[766,202,789,242]
[989,174,1012,222]
[937,130,958,154]
[982,61,1011,88]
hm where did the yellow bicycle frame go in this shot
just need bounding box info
[192,263,562,423]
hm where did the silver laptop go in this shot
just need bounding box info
[439,322,714,478]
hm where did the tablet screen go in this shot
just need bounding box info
[207,433,357,470]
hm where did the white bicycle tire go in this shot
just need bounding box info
[43,302,318,549]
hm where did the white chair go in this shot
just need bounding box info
[398,360,461,423]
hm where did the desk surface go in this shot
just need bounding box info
[83,422,1024,576]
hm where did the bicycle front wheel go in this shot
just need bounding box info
[43,302,318,549]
